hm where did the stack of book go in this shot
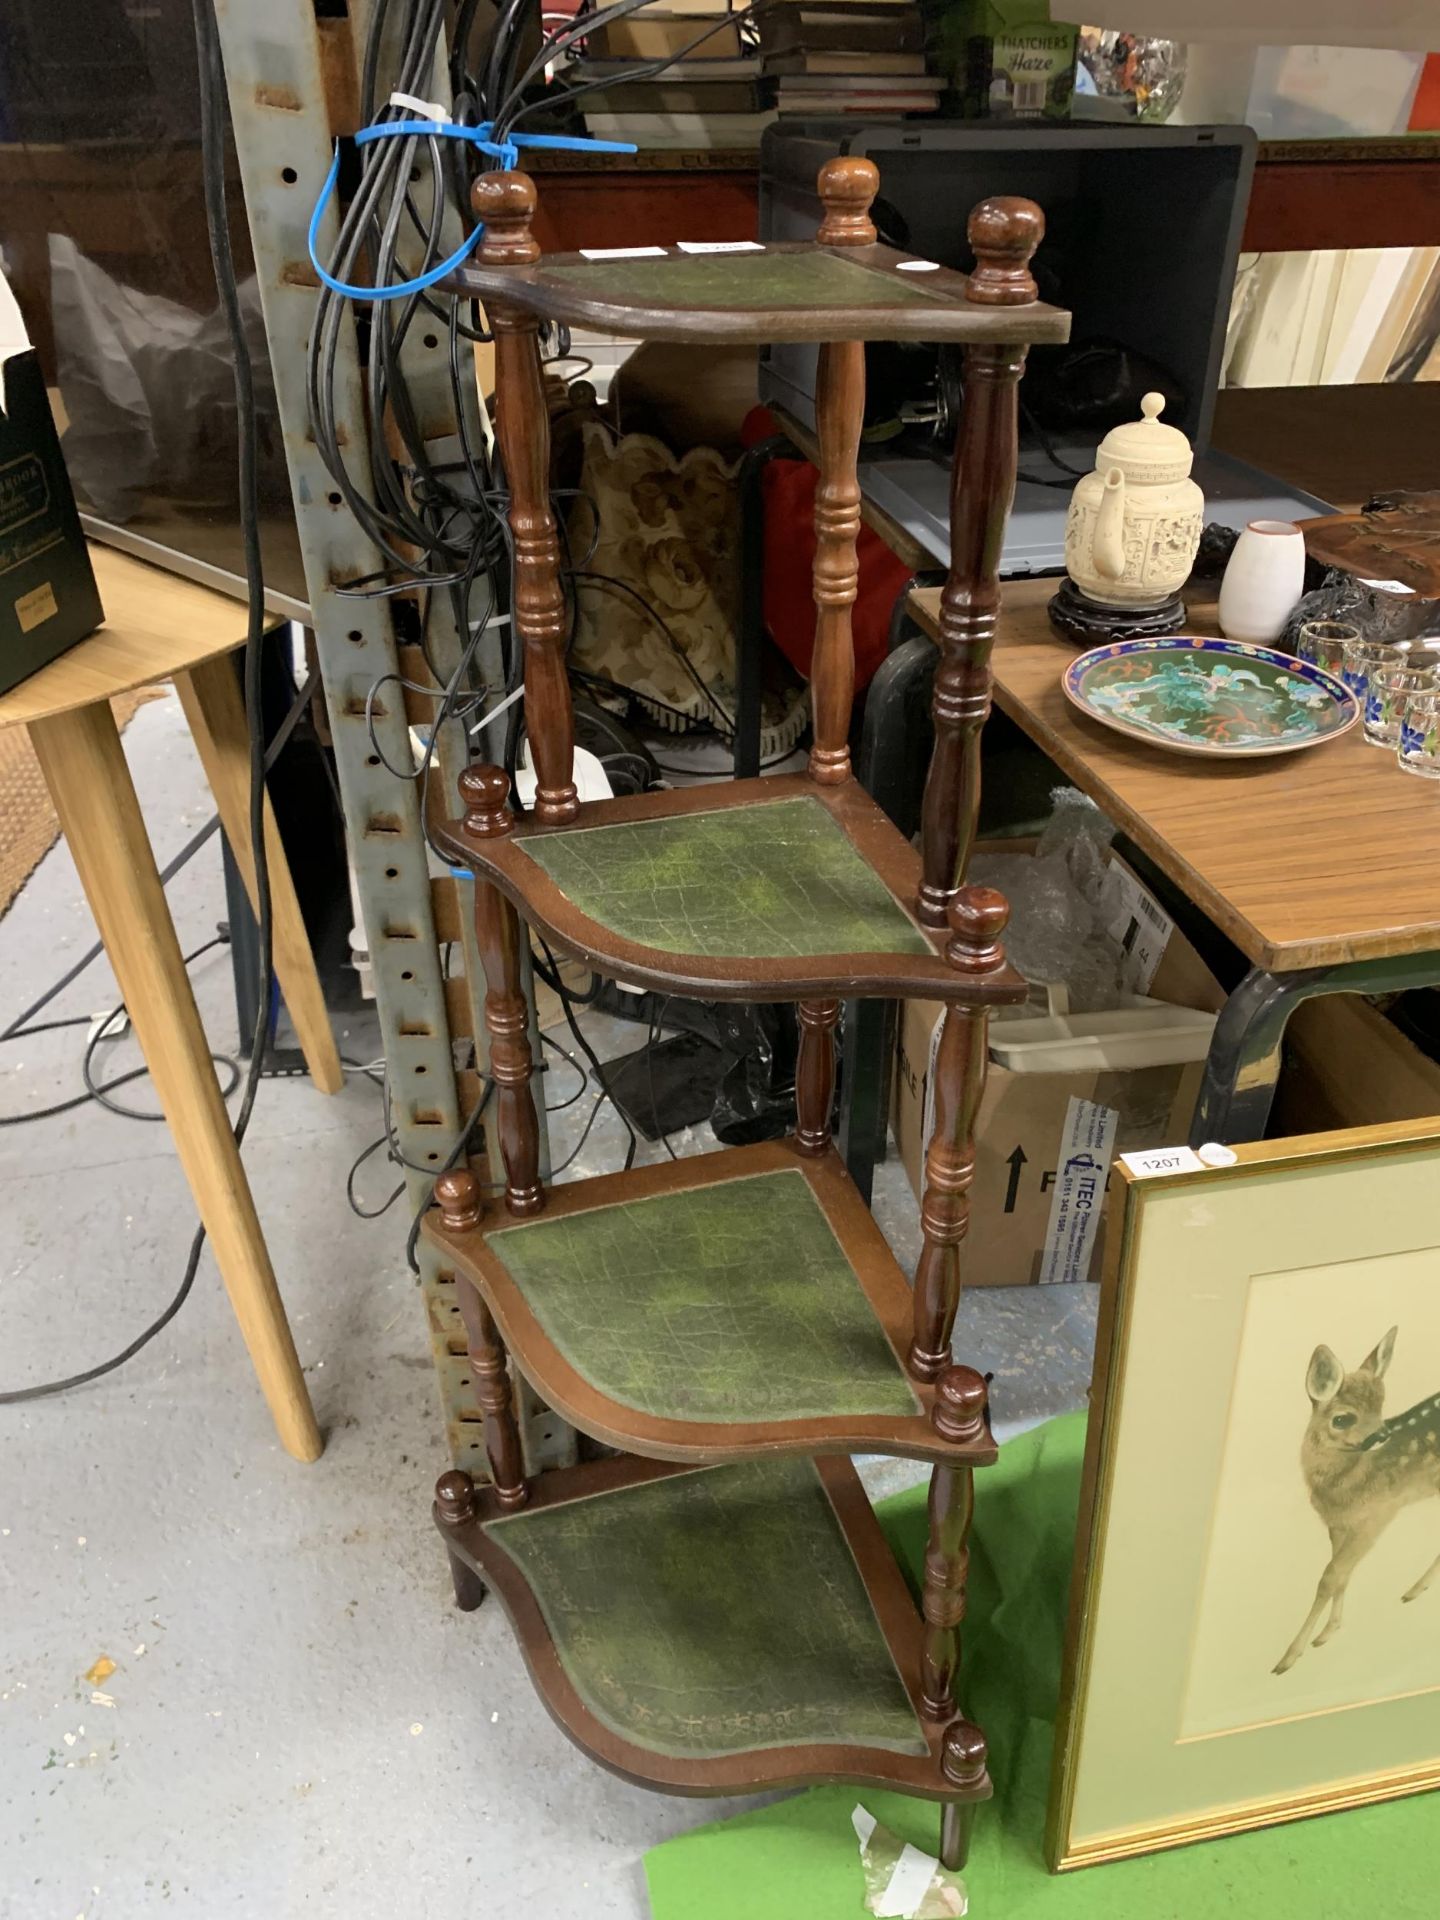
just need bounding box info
[759,1,943,117]
[573,2,773,149]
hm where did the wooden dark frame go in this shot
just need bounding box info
[428,155,1068,1872]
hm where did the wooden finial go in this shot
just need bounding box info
[473,169,541,266]
[932,1365,988,1444]
[434,1168,483,1232]
[459,764,513,842]
[435,1468,477,1527]
[945,886,1009,974]
[817,156,879,247]
[941,1718,988,1789]
[965,197,1043,306]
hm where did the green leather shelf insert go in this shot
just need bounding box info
[488,1168,921,1423]
[483,1457,929,1759]
[545,250,953,312]
[518,797,931,960]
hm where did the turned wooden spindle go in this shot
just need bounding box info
[435,1164,484,1233]
[919,1367,987,1720]
[458,769,543,1217]
[816,155,879,247]
[435,1466,478,1525]
[909,889,1009,1379]
[939,1720,989,1871]
[916,198,1042,928]
[794,997,841,1153]
[459,761,514,841]
[439,1168,530,1512]
[807,158,877,785]
[434,1466,487,1609]
[471,172,577,825]
[964,196,1043,307]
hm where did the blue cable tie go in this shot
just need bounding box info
[308,116,637,303]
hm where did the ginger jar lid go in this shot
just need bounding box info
[1094,392,1193,487]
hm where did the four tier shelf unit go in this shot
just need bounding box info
[424,156,1069,1865]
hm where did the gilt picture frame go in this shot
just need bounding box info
[1049,1118,1440,1870]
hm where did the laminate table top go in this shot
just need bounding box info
[907,577,1440,974]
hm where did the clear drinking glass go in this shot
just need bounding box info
[1343,638,1407,745]
[1296,618,1361,677]
[1367,663,1439,749]
[1397,687,1440,780]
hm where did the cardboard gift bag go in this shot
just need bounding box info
[0,267,102,696]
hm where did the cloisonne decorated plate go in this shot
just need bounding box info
[1062,638,1360,758]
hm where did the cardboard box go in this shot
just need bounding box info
[1272,993,1440,1136]
[892,848,1224,1286]
[0,270,101,694]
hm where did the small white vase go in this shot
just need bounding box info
[1217,519,1306,645]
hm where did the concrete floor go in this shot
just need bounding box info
[0,691,1095,1918]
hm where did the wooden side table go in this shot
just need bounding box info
[0,548,340,1462]
[906,577,1440,1143]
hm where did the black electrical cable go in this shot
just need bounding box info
[0,0,278,1407]
[1,667,318,1099]
[404,1076,493,1274]
[528,943,602,1007]
[81,938,241,1122]
[1,815,219,1045]
[540,1030,588,1112]
[304,1,765,1220]
[646,994,680,1161]
[499,1,765,136]
[568,570,736,736]
[536,934,637,1172]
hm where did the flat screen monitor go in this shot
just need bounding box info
[0,0,308,618]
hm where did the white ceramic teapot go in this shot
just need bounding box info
[1063,392,1204,609]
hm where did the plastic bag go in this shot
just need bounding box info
[48,233,283,524]
[971,789,1129,1013]
[853,1805,967,1919]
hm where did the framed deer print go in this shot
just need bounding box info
[1049,1118,1440,1870]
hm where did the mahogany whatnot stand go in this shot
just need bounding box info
[424,158,1067,1866]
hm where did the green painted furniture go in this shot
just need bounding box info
[425,154,1070,1871]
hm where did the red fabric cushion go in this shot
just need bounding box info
[742,406,913,696]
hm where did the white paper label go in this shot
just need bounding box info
[675,239,763,253]
[1360,576,1415,595]
[1106,865,1173,995]
[0,255,33,411]
[579,245,666,260]
[1119,1144,1205,1178]
[876,1843,943,1918]
[1038,1096,1119,1285]
[896,259,942,272]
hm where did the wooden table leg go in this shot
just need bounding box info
[28,701,324,1463]
[173,655,343,1095]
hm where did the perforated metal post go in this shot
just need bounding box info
[212,0,570,1475]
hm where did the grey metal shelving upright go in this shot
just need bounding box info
[212,0,572,1477]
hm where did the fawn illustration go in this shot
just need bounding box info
[1275,1327,1440,1675]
